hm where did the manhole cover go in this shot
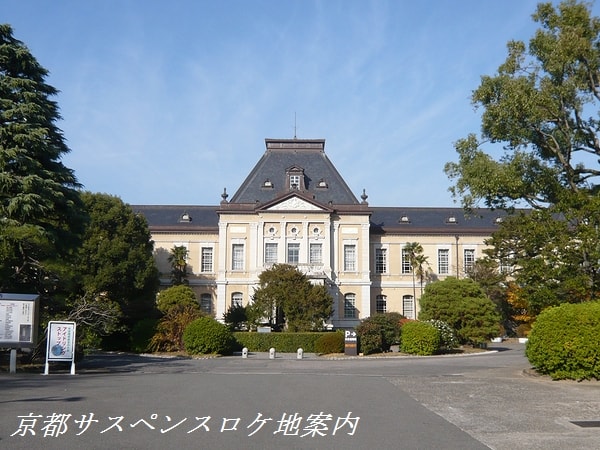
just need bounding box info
[570,421,600,428]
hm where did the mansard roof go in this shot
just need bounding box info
[134,204,508,236]
[132,205,219,232]
[228,138,360,206]
[370,207,509,235]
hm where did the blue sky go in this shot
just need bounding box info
[5,0,596,207]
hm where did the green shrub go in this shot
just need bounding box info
[184,316,235,355]
[525,302,600,381]
[356,313,403,355]
[233,332,326,352]
[419,278,501,344]
[401,321,440,356]
[223,303,248,331]
[426,319,459,350]
[150,305,203,352]
[156,285,199,314]
[314,332,345,354]
[130,318,158,353]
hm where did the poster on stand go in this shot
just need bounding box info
[45,321,76,375]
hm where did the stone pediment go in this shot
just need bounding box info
[266,196,324,211]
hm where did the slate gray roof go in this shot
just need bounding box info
[229,138,360,206]
[370,207,509,235]
[132,205,219,232]
[133,204,511,236]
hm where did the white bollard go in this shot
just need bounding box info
[269,347,276,359]
[297,348,303,360]
[242,347,248,358]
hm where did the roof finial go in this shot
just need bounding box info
[361,188,368,205]
[221,187,229,204]
[293,112,297,139]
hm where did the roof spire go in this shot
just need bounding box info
[293,112,297,139]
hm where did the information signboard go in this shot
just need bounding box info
[0,293,39,348]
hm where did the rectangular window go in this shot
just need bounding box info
[290,175,300,189]
[232,244,244,271]
[401,248,412,274]
[309,243,322,264]
[464,249,475,273]
[344,294,357,319]
[200,294,212,315]
[201,247,213,273]
[438,249,449,275]
[376,295,387,314]
[344,244,356,272]
[264,243,278,265]
[287,242,300,264]
[375,248,387,274]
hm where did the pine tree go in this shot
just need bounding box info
[0,24,85,293]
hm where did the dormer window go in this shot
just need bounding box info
[263,179,273,188]
[179,212,192,223]
[446,216,457,224]
[286,165,306,191]
[290,175,300,189]
[399,215,410,223]
[317,178,328,188]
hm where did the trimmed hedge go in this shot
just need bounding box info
[401,321,440,356]
[183,317,235,355]
[525,302,600,380]
[233,332,331,352]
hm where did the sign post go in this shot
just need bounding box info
[344,330,358,356]
[44,321,77,375]
[0,293,39,373]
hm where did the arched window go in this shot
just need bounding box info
[200,293,212,315]
[344,293,357,319]
[402,295,415,320]
[231,292,243,307]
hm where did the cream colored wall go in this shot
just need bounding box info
[370,234,492,319]
[149,219,493,326]
[152,231,219,316]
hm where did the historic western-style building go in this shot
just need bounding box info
[135,138,504,329]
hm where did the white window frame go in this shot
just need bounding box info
[231,292,243,307]
[401,248,412,274]
[375,247,388,274]
[232,243,245,271]
[376,295,387,314]
[287,242,300,264]
[264,242,278,265]
[201,246,213,273]
[343,243,356,272]
[290,174,300,189]
[309,242,322,264]
[344,293,357,319]
[403,295,415,320]
[464,248,476,273]
[438,248,450,275]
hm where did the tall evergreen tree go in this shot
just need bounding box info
[75,192,159,326]
[0,24,85,294]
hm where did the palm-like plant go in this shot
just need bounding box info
[168,245,189,285]
[404,242,430,303]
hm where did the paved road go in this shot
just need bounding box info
[1,343,599,449]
